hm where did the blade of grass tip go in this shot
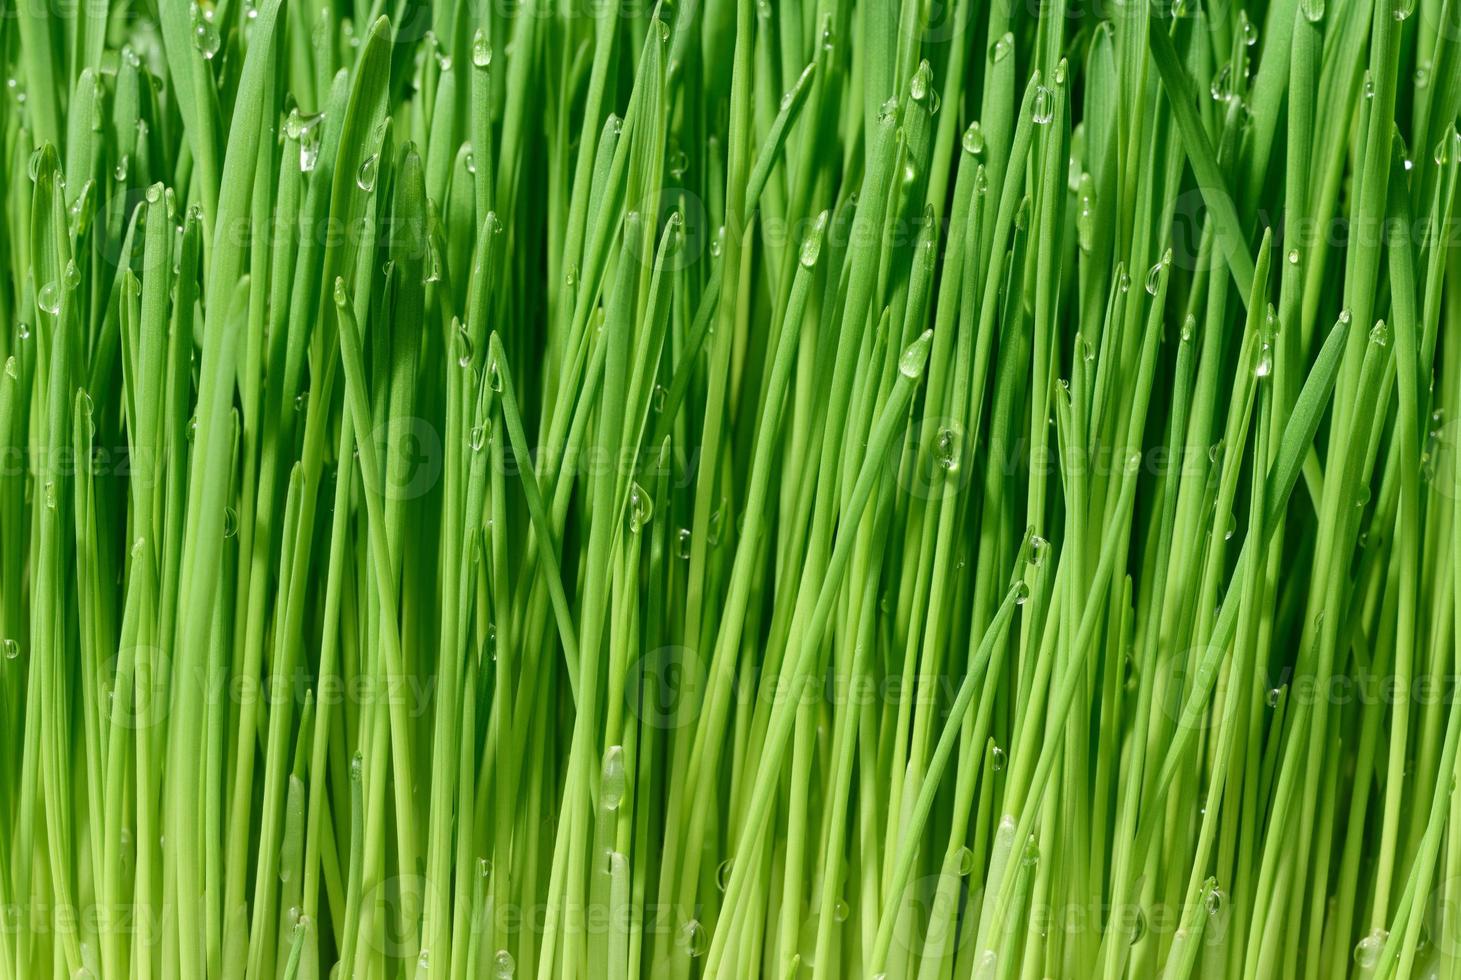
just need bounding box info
[156,0,221,236]
[1147,18,1256,304]
[743,59,817,219]
[1234,0,1300,216]
[490,335,581,674]
[14,0,60,149]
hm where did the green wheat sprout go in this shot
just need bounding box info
[0,0,1459,976]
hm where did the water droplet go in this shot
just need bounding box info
[1210,64,1232,103]
[1240,11,1258,43]
[114,154,130,182]
[1301,0,1325,20]
[1144,248,1170,295]
[708,500,726,546]
[601,744,626,809]
[898,330,934,379]
[1354,928,1387,967]
[990,32,1013,63]
[356,154,378,192]
[350,750,364,781]
[1011,580,1030,606]
[1266,686,1284,708]
[709,226,725,259]
[493,949,515,978]
[37,281,61,316]
[1028,532,1048,566]
[1254,342,1272,378]
[478,857,492,879]
[1415,63,1431,87]
[800,210,829,268]
[283,109,305,140]
[877,96,898,124]
[472,30,493,68]
[1435,132,1458,165]
[289,112,324,172]
[223,506,238,538]
[469,425,487,453]
[1076,180,1095,253]
[487,357,502,392]
[1394,0,1413,19]
[627,483,653,533]
[953,122,984,162]
[455,323,474,367]
[1129,906,1148,944]
[3,639,18,660]
[910,60,932,103]
[1363,73,1375,100]
[1020,836,1040,868]
[1369,321,1389,347]
[677,919,708,957]
[1354,483,1372,509]
[1224,513,1237,541]
[417,948,431,971]
[191,6,221,60]
[1032,85,1054,125]
[987,743,1008,779]
[933,426,961,471]
[1117,268,1131,293]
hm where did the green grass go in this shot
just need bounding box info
[1,0,1460,977]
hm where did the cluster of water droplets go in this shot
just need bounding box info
[191,2,221,60]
